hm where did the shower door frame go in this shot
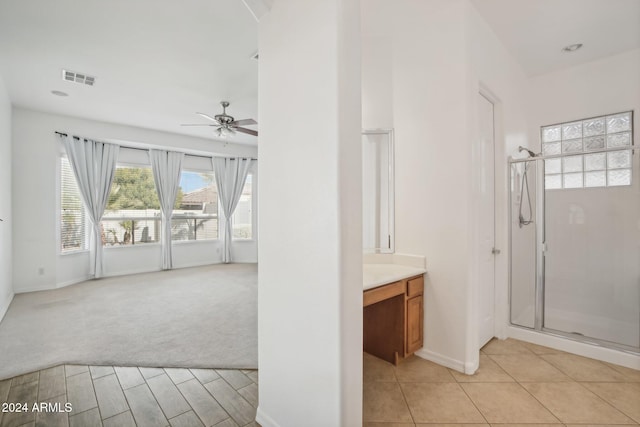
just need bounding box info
[508,144,640,355]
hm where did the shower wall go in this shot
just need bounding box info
[544,166,640,348]
[508,49,640,352]
[509,153,640,350]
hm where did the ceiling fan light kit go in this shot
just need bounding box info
[182,101,258,138]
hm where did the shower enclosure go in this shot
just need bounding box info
[509,111,640,353]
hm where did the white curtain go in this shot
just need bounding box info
[213,157,252,263]
[61,135,119,278]
[150,150,184,270]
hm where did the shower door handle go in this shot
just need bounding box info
[492,248,501,255]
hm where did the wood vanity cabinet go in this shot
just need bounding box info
[364,274,424,364]
[405,275,424,356]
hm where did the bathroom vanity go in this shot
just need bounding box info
[363,262,426,364]
[362,129,426,365]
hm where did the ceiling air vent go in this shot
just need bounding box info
[62,69,96,86]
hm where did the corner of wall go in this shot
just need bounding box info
[0,292,14,324]
[255,407,281,427]
[0,72,13,324]
[415,347,466,373]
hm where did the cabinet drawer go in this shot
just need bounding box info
[364,281,405,307]
[407,275,424,297]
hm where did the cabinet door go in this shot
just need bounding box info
[406,295,423,355]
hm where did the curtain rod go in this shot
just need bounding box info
[54,131,257,161]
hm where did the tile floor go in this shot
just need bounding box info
[0,365,259,427]
[363,338,640,427]
[2,338,638,427]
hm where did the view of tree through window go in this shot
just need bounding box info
[63,163,225,249]
[101,167,183,246]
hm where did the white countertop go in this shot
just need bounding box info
[363,263,426,291]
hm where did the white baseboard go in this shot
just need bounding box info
[255,407,280,427]
[14,285,54,294]
[56,276,92,289]
[0,292,14,323]
[508,326,640,370]
[415,348,465,373]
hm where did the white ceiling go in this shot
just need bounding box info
[0,0,259,145]
[470,0,640,76]
[1,1,638,141]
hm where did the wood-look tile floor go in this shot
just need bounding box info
[364,338,640,427]
[0,365,259,427]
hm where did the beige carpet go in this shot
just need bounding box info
[0,263,257,380]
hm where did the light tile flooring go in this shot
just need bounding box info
[364,338,640,426]
[3,338,639,427]
[0,365,259,427]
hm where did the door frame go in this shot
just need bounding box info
[477,90,497,349]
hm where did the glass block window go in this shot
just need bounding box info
[542,111,634,189]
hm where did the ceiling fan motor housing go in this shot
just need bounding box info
[215,114,235,125]
[215,101,234,124]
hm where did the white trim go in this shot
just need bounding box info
[172,260,222,270]
[60,249,90,257]
[173,238,220,245]
[103,243,162,251]
[255,407,281,427]
[56,276,92,289]
[0,292,14,322]
[101,266,162,278]
[14,285,54,294]
[508,326,640,370]
[415,348,466,373]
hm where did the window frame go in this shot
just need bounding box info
[101,164,162,248]
[231,169,256,241]
[541,111,634,190]
[171,168,220,243]
[59,155,89,255]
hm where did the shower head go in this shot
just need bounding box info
[518,146,537,157]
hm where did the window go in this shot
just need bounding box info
[171,171,218,241]
[60,157,88,253]
[542,111,633,189]
[232,173,253,239]
[101,166,161,246]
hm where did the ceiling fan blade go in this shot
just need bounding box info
[230,118,257,126]
[181,124,218,127]
[196,112,219,123]
[235,127,258,136]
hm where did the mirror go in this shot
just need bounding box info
[362,129,394,253]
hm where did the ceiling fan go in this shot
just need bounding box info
[181,101,258,138]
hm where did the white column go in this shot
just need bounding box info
[257,0,362,425]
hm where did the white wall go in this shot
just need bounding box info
[257,0,362,425]
[464,2,532,365]
[525,50,640,348]
[12,108,258,292]
[0,72,12,321]
[362,0,531,372]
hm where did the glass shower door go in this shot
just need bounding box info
[543,147,640,350]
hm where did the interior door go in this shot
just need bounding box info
[478,93,496,348]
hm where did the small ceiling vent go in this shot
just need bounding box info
[62,69,96,86]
